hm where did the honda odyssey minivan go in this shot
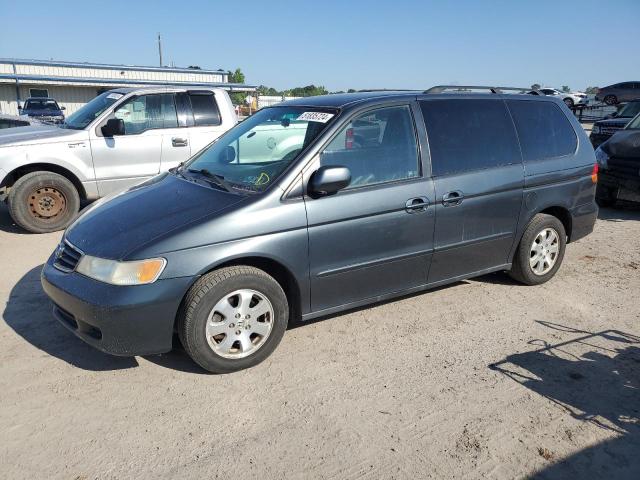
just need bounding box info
[41,87,599,373]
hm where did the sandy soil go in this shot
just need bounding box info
[0,202,639,480]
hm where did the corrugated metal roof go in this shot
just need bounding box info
[0,57,228,75]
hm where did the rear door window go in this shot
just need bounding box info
[506,100,577,162]
[188,92,221,126]
[419,99,521,176]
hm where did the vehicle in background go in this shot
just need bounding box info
[18,97,66,125]
[0,86,237,233]
[40,87,598,373]
[0,113,42,130]
[595,112,640,207]
[538,88,587,107]
[590,99,640,147]
[595,82,640,105]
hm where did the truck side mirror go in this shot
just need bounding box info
[60,106,66,111]
[308,166,351,197]
[101,118,125,137]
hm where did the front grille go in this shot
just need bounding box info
[601,126,623,135]
[53,240,83,272]
[608,157,640,179]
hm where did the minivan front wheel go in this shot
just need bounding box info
[178,266,289,373]
[509,214,566,285]
[8,171,80,233]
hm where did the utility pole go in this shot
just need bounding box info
[158,33,163,67]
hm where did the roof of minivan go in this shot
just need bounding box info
[280,90,559,109]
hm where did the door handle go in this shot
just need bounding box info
[442,191,464,206]
[172,137,188,147]
[405,196,429,213]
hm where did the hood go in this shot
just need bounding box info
[602,130,640,159]
[65,172,247,260]
[594,118,631,128]
[0,124,81,147]
[23,109,63,116]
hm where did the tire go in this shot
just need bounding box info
[8,171,81,233]
[509,214,567,286]
[563,97,574,107]
[178,266,289,373]
[604,95,617,106]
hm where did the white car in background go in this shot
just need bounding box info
[538,88,587,107]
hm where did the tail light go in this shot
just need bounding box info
[591,163,598,183]
[345,127,354,149]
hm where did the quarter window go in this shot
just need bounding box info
[507,100,577,162]
[420,99,521,176]
[114,94,178,135]
[320,105,420,188]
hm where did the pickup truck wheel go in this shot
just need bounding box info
[604,95,617,106]
[178,266,289,373]
[509,214,566,286]
[8,171,80,233]
[563,97,574,107]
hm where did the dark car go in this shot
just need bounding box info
[41,87,598,373]
[595,112,640,206]
[595,82,640,105]
[18,97,65,124]
[590,99,640,147]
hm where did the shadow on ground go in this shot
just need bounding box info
[490,321,640,479]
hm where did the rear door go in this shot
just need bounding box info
[181,91,230,155]
[305,103,436,313]
[419,98,524,284]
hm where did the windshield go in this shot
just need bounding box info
[618,102,640,118]
[626,113,640,130]
[183,106,336,193]
[63,91,124,130]
[25,99,59,111]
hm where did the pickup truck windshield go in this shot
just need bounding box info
[618,102,640,118]
[626,113,640,130]
[184,106,336,193]
[63,91,123,130]
[24,99,59,111]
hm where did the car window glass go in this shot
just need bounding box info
[189,93,221,126]
[506,100,577,162]
[114,94,178,134]
[420,99,520,176]
[320,105,419,188]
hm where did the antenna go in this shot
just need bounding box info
[157,33,163,67]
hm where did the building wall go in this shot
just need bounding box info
[0,84,99,115]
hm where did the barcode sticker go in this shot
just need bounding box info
[297,111,334,123]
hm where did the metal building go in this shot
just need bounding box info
[0,58,254,115]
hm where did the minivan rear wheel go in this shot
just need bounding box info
[178,266,289,373]
[8,171,80,233]
[509,214,566,285]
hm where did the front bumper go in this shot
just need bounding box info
[41,255,195,356]
[598,171,640,203]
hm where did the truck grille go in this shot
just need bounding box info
[53,240,83,272]
[601,126,623,135]
[608,157,640,179]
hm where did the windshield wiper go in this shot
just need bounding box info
[187,168,234,193]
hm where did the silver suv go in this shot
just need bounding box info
[0,86,237,232]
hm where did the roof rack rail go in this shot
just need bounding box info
[424,85,538,94]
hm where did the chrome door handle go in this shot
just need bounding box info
[405,196,429,213]
[172,137,188,147]
[442,191,464,206]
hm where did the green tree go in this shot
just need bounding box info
[585,86,599,94]
[561,85,571,93]
[227,68,247,105]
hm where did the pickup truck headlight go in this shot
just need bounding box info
[592,125,600,134]
[594,146,609,169]
[76,255,166,285]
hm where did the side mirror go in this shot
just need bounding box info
[219,145,236,164]
[308,165,351,197]
[60,106,66,111]
[101,118,125,137]
[17,105,22,110]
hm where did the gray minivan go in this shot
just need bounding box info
[41,87,598,373]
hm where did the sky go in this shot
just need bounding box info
[1,0,638,92]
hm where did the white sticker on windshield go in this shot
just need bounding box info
[297,111,334,123]
[106,93,124,100]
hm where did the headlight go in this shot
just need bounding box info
[594,146,609,169]
[592,125,601,134]
[76,255,166,285]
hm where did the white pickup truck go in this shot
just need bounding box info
[0,86,237,232]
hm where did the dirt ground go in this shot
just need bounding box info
[0,202,639,480]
